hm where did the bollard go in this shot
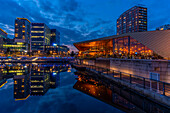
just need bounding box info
[112,71,114,77]
[143,78,145,89]
[130,74,132,83]
[163,82,165,95]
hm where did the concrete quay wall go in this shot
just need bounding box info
[80,58,170,83]
[87,68,170,107]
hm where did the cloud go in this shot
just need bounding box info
[0,0,169,51]
[0,23,14,37]
[59,0,79,12]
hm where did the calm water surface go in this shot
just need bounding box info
[0,63,124,113]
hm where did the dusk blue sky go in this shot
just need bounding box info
[0,0,169,51]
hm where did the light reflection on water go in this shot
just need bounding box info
[0,63,124,113]
[0,63,169,113]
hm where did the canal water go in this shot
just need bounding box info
[0,63,169,113]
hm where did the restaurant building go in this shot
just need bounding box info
[74,30,170,60]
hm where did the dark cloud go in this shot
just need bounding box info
[0,0,169,51]
[59,0,79,12]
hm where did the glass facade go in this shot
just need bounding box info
[76,36,154,59]
[113,36,153,58]
[50,29,60,46]
[31,23,51,52]
[45,45,69,56]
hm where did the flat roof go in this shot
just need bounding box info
[0,28,8,35]
[16,17,31,23]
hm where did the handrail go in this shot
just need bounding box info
[73,62,170,97]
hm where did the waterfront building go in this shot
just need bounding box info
[14,18,31,52]
[74,30,170,60]
[31,23,51,54]
[156,24,170,30]
[30,67,50,95]
[45,45,69,56]
[50,29,60,46]
[3,38,26,54]
[14,74,30,100]
[117,6,147,35]
[0,28,7,53]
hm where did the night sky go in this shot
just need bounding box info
[0,0,169,51]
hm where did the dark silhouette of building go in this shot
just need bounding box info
[0,28,7,52]
[156,24,170,30]
[50,29,60,46]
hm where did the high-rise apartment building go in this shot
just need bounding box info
[50,29,60,46]
[117,6,147,35]
[31,23,51,53]
[14,18,31,52]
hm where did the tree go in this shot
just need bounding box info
[70,51,75,57]
[46,50,51,56]
[6,47,10,55]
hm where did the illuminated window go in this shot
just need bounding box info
[31,31,44,33]
[15,33,18,37]
[14,80,17,84]
[23,35,25,39]
[32,26,44,28]
[31,36,44,38]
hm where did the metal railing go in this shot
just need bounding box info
[74,62,170,97]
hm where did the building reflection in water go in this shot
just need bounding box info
[0,63,69,100]
[73,71,169,113]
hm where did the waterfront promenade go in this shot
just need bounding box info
[0,57,75,63]
[71,61,170,107]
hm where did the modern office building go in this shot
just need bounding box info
[31,23,51,53]
[0,28,7,52]
[156,24,170,30]
[14,18,31,52]
[117,6,147,35]
[30,66,50,95]
[2,38,26,53]
[50,29,60,46]
[14,74,30,100]
[74,30,170,60]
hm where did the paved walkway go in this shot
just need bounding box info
[73,63,170,97]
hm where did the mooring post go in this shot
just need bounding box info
[130,74,132,83]
[163,82,165,95]
[143,78,145,89]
